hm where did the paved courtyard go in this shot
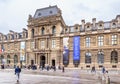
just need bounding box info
[0,69,120,84]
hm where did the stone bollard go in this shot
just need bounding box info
[106,76,110,84]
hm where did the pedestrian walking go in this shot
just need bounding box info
[102,66,106,74]
[15,66,21,82]
[101,66,106,81]
[62,66,65,72]
[91,66,96,73]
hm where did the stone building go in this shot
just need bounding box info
[0,5,120,69]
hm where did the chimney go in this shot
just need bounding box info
[81,19,85,29]
[92,18,96,28]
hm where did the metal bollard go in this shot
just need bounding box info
[106,76,110,84]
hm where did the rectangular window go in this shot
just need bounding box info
[52,40,56,48]
[98,36,104,46]
[31,41,34,49]
[112,35,117,45]
[41,41,45,48]
[86,37,90,47]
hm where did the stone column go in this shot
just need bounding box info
[80,51,85,68]
[68,51,74,68]
[104,50,111,68]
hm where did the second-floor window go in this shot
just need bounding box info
[98,36,104,46]
[41,41,45,48]
[86,37,90,47]
[111,35,117,45]
[52,40,56,48]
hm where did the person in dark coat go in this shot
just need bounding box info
[102,66,106,74]
[91,66,96,73]
[62,66,65,72]
[15,66,21,82]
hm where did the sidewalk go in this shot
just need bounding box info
[0,68,120,84]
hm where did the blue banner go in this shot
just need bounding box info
[73,36,80,62]
[63,37,69,65]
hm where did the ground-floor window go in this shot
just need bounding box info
[7,55,10,64]
[111,50,118,63]
[97,51,104,64]
[85,52,91,63]
[0,55,4,64]
[14,55,18,64]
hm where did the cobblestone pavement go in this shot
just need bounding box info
[0,69,120,84]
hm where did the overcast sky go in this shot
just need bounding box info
[0,0,120,34]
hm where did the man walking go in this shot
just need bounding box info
[15,66,21,82]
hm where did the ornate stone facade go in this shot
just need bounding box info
[0,5,120,69]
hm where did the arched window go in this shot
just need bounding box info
[52,26,56,34]
[112,23,116,28]
[31,29,34,38]
[111,50,118,63]
[97,51,104,64]
[41,27,45,35]
[75,27,78,32]
[85,52,91,63]
[14,55,18,65]
[7,55,10,64]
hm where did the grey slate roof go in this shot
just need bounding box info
[34,5,59,18]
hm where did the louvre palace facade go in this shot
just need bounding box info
[0,5,120,69]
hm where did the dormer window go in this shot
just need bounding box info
[50,11,53,14]
[112,23,116,28]
[9,35,10,40]
[38,13,41,16]
[99,24,102,27]
[52,26,56,34]
[16,34,17,39]
[11,34,14,40]
[75,27,78,32]
[41,27,45,35]
[26,32,28,38]
[31,29,34,38]
[87,26,90,28]
[4,36,7,40]
[98,24,102,29]
[23,33,25,38]
[113,23,116,25]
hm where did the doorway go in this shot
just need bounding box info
[52,59,55,66]
[31,60,34,65]
[40,56,46,67]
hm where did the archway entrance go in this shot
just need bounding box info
[52,59,55,66]
[40,56,45,67]
[31,60,34,65]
